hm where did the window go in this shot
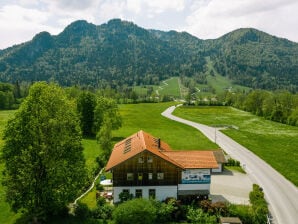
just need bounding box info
[157,172,164,180]
[135,189,142,198]
[127,173,134,181]
[148,172,153,180]
[138,173,143,181]
[149,189,156,199]
[122,189,129,194]
[138,156,144,163]
[147,156,153,163]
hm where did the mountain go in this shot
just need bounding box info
[0,19,297,92]
[207,28,298,91]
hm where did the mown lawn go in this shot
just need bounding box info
[113,102,217,150]
[173,106,298,186]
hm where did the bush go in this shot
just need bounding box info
[187,207,217,224]
[118,191,133,202]
[249,184,268,223]
[96,182,104,191]
[226,158,240,167]
[112,198,157,224]
[75,202,91,220]
[92,203,114,220]
[200,200,228,216]
[152,198,180,223]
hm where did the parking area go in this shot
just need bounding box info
[210,170,253,205]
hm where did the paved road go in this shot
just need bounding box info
[162,106,298,224]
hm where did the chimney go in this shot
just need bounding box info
[158,138,161,149]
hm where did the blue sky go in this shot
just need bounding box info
[0,0,298,49]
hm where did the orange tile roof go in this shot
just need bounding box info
[105,130,183,171]
[162,151,218,169]
[105,130,218,171]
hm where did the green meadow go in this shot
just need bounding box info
[113,102,217,150]
[173,106,298,186]
[133,77,182,98]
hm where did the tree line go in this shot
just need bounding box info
[0,81,30,109]
[223,89,298,126]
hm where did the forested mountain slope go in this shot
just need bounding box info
[0,19,297,92]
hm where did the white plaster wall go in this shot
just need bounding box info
[178,183,210,191]
[113,186,177,203]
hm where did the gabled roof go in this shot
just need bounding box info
[162,151,218,169]
[105,130,218,171]
[105,130,183,171]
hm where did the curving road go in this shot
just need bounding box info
[162,105,298,224]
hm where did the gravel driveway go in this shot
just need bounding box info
[210,170,253,205]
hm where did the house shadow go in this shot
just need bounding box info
[212,169,234,176]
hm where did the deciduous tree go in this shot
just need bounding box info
[1,82,87,219]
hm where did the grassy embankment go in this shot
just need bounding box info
[173,106,298,186]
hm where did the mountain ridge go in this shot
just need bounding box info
[0,19,297,92]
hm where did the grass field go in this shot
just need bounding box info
[157,77,181,97]
[173,106,298,186]
[113,102,217,150]
[133,77,182,98]
[195,57,250,96]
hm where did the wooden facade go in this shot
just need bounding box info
[112,151,182,186]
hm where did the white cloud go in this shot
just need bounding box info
[126,0,141,14]
[0,5,57,49]
[0,0,297,49]
[145,0,185,14]
[184,0,298,41]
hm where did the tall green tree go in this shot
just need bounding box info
[97,117,113,160]
[1,82,87,219]
[93,97,122,133]
[94,97,121,159]
[77,91,96,136]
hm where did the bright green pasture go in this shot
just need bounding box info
[133,77,181,98]
[173,106,298,186]
[113,102,217,150]
[158,77,181,97]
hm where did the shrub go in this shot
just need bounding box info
[96,182,105,191]
[187,207,217,224]
[112,198,157,224]
[118,191,133,202]
[200,200,228,216]
[75,202,91,220]
[92,203,114,220]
